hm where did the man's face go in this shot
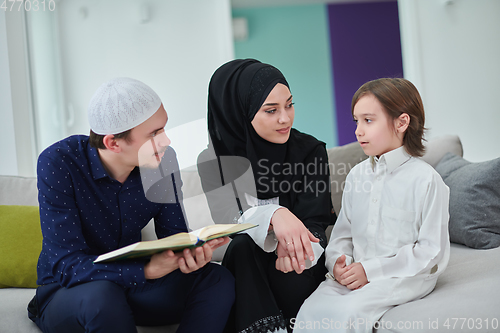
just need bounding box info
[119,104,171,169]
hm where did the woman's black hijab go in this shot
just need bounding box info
[207,59,324,199]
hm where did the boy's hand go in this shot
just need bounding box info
[332,254,348,281]
[339,262,368,290]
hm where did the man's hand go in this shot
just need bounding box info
[206,236,230,251]
[144,237,230,279]
[145,250,182,280]
[178,237,230,274]
[271,208,319,273]
[178,244,212,274]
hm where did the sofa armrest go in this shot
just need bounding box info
[0,176,38,206]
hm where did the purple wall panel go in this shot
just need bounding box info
[328,1,403,145]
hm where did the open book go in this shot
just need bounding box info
[94,223,256,263]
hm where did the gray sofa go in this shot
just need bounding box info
[1,135,499,333]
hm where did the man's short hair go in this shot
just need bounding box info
[88,129,133,149]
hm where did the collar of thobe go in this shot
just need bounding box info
[370,146,411,174]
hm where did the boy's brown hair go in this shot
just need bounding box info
[89,129,133,149]
[351,78,426,157]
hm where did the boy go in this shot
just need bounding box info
[294,78,450,333]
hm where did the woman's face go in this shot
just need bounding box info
[251,83,295,144]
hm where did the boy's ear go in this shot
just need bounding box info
[396,113,410,134]
[102,134,121,153]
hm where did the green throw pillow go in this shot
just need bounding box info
[0,205,42,288]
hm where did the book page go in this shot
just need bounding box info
[195,223,257,241]
[94,232,199,263]
[136,232,199,250]
[94,223,257,263]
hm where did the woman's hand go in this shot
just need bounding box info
[276,241,310,275]
[271,208,319,273]
[275,242,295,273]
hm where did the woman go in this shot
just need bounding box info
[198,59,336,333]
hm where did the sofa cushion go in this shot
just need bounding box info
[0,288,41,332]
[0,176,38,206]
[0,287,179,333]
[327,142,368,214]
[435,153,500,249]
[420,134,463,167]
[378,244,500,332]
[0,205,42,288]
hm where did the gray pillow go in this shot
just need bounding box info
[435,152,500,249]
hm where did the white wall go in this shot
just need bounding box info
[26,8,67,154]
[52,0,234,166]
[0,11,18,176]
[1,9,37,177]
[399,0,500,162]
[2,0,234,176]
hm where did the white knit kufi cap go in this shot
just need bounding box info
[88,77,162,135]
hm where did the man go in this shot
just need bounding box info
[27,77,234,333]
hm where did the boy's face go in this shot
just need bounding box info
[118,104,171,169]
[353,94,403,157]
